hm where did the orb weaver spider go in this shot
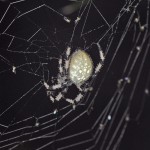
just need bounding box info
[43,45,105,109]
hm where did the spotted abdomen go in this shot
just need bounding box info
[69,50,93,86]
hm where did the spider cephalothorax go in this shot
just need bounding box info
[44,46,105,108]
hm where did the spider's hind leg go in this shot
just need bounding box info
[94,43,105,74]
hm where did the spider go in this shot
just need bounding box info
[43,45,105,109]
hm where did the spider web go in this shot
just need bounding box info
[0,0,150,149]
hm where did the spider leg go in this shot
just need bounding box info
[95,44,105,74]
[66,93,84,109]
[44,47,72,104]
[50,85,70,105]
[64,46,71,73]
[43,55,64,90]
[51,47,71,101]
[43,56,64,103]
[66,93,82,104]
[55,92,63,101]
[52,47,71,90]
[46,89,64,103]
[58,57,63,75]
[56,46,71,85]
[57,56,63,84]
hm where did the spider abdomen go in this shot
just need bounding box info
[69,50,93,86]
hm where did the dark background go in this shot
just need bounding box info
[0,0,150,150]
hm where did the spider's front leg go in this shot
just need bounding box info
[57,46,71,84]
[44,47,72,103]
[44,55,64,91]
[64,46,71,74]
[43,57,64,103]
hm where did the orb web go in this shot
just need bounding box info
[0,0,150,150]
